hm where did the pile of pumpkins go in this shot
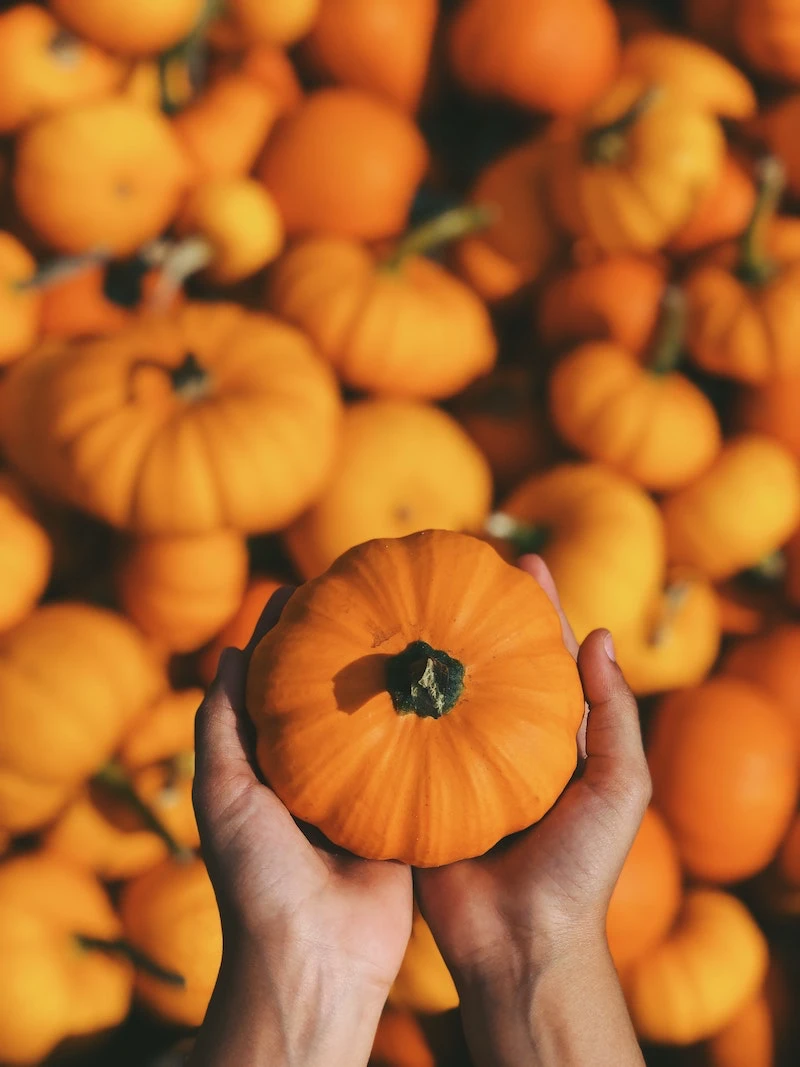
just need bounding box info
[1,0,800,1064]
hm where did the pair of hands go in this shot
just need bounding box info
[189,556,651,1067]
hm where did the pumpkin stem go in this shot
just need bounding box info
[738,157,785,287]
[648,286,687,376]
[747,549,787,583]
[13,247,110,292]
[383,205,495,270]
[147,236,214,311]
[649,581,691,647]
[484,512,550,557]
[386,641,465,719]
[158,0,225,111]
[583,86,661,166]
[92,762,192,861]
[74,934,185,987]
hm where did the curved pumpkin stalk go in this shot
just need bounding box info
[484,512,550,556]
[93,761,192,862]
[74,934,185,987]
[738,156,785,286]
[583,86,662,166]
[13,247,110,292]
[648,286,687,375]
[145,236,214,312]
[383,204,495,269]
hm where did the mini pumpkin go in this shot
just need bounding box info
[735,0,800,83]
[0,475,53,633]
[723,624,800,757]
[284,399,492,579]
[647,677,799,883]
[236,44,303,110]
[736,372,800,462]
[389,909,459,1014]
[257,88,429,240]
[247,530,584,867]
[225,0,320,45]
[753,94,800,198]
[200,575,286,684]
[371,1008,436,1067]
[670,153,756,256]
[50,0,203,56]
[0,232,42,364]
[706,992,774,1067]
[660,434,800,581]
[622,889,768,1044]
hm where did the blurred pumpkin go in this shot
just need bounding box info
[247,530,584,866]
[0,4,124,134]
[234,44,302,111]
[723,624,800,757]
[547,77,725,253]
[684,0,736,51]
[647,677,799,883]
[777,813,800,888]
[120,858,221,1027]
[606,807,682,972]
[371,1008,436,1067]
[753,94,800,198]
[0,475,52,633]
[786,528,800,605]
[200,576,287,685]
[304,0,436,113]
[706,991,774,1067]
[622,889,768,1044]
[268,210,496,400]
[13,99,192,256]
[0,232,42,363]
[284,399,492,579]
[49,0,203,56]
[670,154,756,256]
[735,0,800,83]
[736,372,800,462]
[257,88,429,240]
[389,909,458,1014]
[448,0,619,115]
[225,0,320,45]
[0,852,134,1065]
[660,435,800,581]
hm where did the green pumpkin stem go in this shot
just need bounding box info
[386,641,465,719]
[747,549,787,583]
[738,157,785,287]
[93,762,191,861]
[383,205,495,270]
[649,581,691,647]
[583,86,661,166]
[74,934,185,987]
[484,512,550,557]
[13,247,110,292]
[648,286,687,376]
[148,236,213,311]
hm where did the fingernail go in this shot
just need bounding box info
[603,631,616,662]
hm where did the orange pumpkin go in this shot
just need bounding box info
[448,0,619,115]
[247,530,584,866]
[0,232,42,364]
[736,373,800,463]
[777,813,800,888]
[267,211,497,400]
[257,88,429,240]
[237,44,303,112]
[723,624,800,756]
[0,852,133,1065]
[389,909,458,1014]
[622,889,768,1044]
[684,0,737,52]
[0,604,164,835]
[661,435,800,581]
[13,99,192,256]
[670,153,756,256]
[735,0,800,83]
[225,0,320,45]
[0,4,124,134]
[714,580,776,638]
[0,475,52,633]
[648,677,799,883]
[284,399,492,579]
[549,289,722,490]
[706,992,774,1067]
[371,1008,436,1067]
[200,576,286,685]
[116,531,249,653]
[50,0,204,56]
[2,304,342,535]
[606,807,682,973]
[303,0,436,112]
[547,77,725,253]
[753,95,800,198]
[120,858,221,1027]
[494,463,665,641]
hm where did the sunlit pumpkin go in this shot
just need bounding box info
[371,1008,436,1067]
[706,991,774,1067]
[389,909,458,1014]
[736,372,800,463]
[753,94,800,198]
[225,0,320,45]
[0,232,41,364]
[200,576,287,685]
[50,0,203,56]
[0,475,52,634]
[670,153,755,256]
[723,623,800,757]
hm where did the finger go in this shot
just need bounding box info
[243,585,295,658]
[194,646,253,790]
[518,554,580,659]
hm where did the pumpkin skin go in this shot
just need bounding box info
[777,814,800,888]
[50,0,203,57]
[670,154,756,256]
[0,232,41,365]
[284,399,492,580]
[497,463,665,642]
[200,576,286,685]
[0,853,133,1066]
[116,531,249,654]
[247,530,584,867]
[0,4,125,134]
[622,889,768,1045]
[706,992,774,1067]
[226,0,320,45]
[647,677,799,883]
[120,858,222,1027]
[371,1008,436,1067]
[0,475,53,633]
[735,0,800,83]
[4,304,342,535]
[236,44,303,111]
[257,88,429,240]
[754,95,800,198]
[737,373,800,462]
[268,235,497,400]
[723,624,800,757]
[448,0,619,115]
[547,77,725,253]
[389,909,458,1014]
[606,807,682,973]
[13,99,192,256]
[660,435,800,581]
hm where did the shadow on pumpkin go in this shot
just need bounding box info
[333,654,391,714]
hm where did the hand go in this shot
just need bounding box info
[190,588,412,1067]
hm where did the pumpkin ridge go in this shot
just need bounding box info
[386,640,465,719]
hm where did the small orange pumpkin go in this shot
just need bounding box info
[237,44,303,111]
[0,231,42,364]
[200,576,286,685]
[752,94,800,198]
[13,99,192,256]
[225,0,320,45]
[247,530,584,866]
[660,434,800,581]
[706,991,774,1067]
[735,0,800,83]
[670,153,756,256]
[736,373,800,463]
[257,88,429,240]
[0,475,53,634]
[648,677,799,883]
[371,1008,436,1067]
[723,623,800,756]
[0,4,125,134]
[284,399,492,579]
[684,0,736,52]
[389,909,458,1014]
[50,0,204,56]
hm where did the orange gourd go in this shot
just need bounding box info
[448,0,619,115]
[284,399,492,580]
[371,1008,436,1067]
[389,910,459,1014]
[648,677,799,883]
[116,531,249,653]
[13,99,192,256]
[549,288,722,490]
[267,210,497,400]
[670,154,756,256]
[547,77,725,253]
[777,814,800,888]
[606,807,682,972]
[226,0,320,45]
[736,373,800,462]
[257,88,429,240]
[753,95,800,198]
[623,889,768,1044]
[49,0,203,56]
[0,603,164,835]
[0,476,52,633]
[0,5,124,134]
[247,530,584,866]
[200,576,286,685]
[735,0,800,83]
[684,0,736,52]
[0,232,42,364]
[706,992,774,1067]
[723,624,800,756]
[237,45,303,111]
[120,858,221,1027]
[661,435,800,581]
[0,853,134,1065]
